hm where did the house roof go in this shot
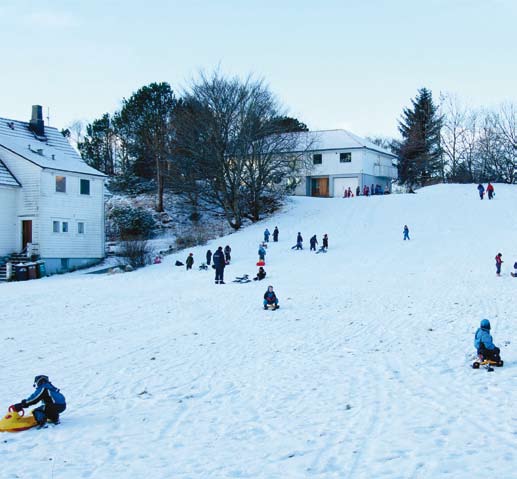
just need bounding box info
[0,159,20,187]
[0,117,106,177]
[291,129,396,157]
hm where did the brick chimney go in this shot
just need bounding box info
[29,105,45,136]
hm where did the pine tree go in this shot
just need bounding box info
[395,88,443,187]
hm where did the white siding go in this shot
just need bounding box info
[0,146,42,249]
[310,149,366,176]
[0,187,18,255]
[38,171,104,258]
[333,177,358,198]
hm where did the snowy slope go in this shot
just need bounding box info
[1,184,517,479]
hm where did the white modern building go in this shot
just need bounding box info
[292,129,398,197]
[0,106,106,274]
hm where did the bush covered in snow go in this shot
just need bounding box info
[107,201,155,240]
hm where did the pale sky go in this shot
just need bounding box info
[1,0,516,138]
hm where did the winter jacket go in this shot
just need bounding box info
[264,290,278,304]
[206,250,212,264]
[213,249,226,268]
[22,382,66,408]
[186,256,194,267]
[495,255,503,265]
[487,183,494,192]
[256,269,266,280]
[297,233,303,244]
[258,247,266,258]
[477,184,484,192]
[310,236,318,247]
[273,228,279,241]
[224,246,231,260]
[264,229,270,240]
[474,320,496,351]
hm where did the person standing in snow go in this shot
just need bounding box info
[356,185,360,197]
[477,184,485,200]
[258,245,266,261]
[12,375,66,428]
[213,246,226,284]
[264,228,270,243]
[474,319,501,362]
[186,253,194,270]
[309,235,318,251]
[273,226,279,242]
[291,232,303,250]
[206,249,212,266]
[403,225,410,241]
[322,233,329,251]
[487,182,495,200]
[495,253,503,276]
[224,245,232,263]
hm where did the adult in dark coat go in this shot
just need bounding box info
[224,245,231,263]
[213,247,226,284]
[206,249,212,265]
[291,232,303,250]
[322,234,328,250]
[186,253,194,270]
[309,235,318,251]
[273,227,279,242]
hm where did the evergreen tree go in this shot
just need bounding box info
[78,113,117,175]
[395,88,443,187]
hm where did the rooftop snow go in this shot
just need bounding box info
[0,117,106,177]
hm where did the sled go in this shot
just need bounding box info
[0,406,37,433]
[256,260,265,266]
[472,358,504,372]
[264,304,280,311]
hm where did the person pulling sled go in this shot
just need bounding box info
[12,375,66,428]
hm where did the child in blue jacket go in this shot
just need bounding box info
[474,319,501,361]
[13,375,66,427]
[263,285,279,310]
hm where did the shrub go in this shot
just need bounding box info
[119,240,152,269]
[108,204,155,240]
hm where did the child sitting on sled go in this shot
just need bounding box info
[13,375,66,427]
[263,285,279,310]
[474,319,501,362]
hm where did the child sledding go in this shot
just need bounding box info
[263,285,279,310]
[2,376,67,431]
[472,319,503,370]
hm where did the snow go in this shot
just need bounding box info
[1,184,517,478]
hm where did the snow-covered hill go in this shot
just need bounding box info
[2,184,517,478]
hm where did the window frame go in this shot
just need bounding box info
[52,221,60,233]
[77,222,85,234]
[340,152,352,163]
[80,179,90,195]
[55,175,66,193]
[62,221,69,233]
[313,153,323,165]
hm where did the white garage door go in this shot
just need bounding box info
[333,177,358,197]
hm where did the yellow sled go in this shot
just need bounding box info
[0,406,37,432]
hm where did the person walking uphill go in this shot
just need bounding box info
[495,253,503,276]
[264,228,270,243]
[273,226,279,242]
[310,235,318,252]
[487,182,495,200]
[477,184,484,200]
[213,247,226,284]
[186,253,194,270]
[12,375,66,428]
[403,225,410,241]
[291,232,303,250]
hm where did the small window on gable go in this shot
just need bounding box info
[340,152,352,163]
[78,222,85,234]
[313,154,322,165]
[62,222,68,233]
[53,221,60,233]
[56,176,66,193]
[80,179,90,195]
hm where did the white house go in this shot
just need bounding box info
[292,129,398,197]
[0,105,106,275]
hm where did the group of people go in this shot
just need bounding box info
[343,184,390,198]
[477,183,495,200]
[292,232,329,252]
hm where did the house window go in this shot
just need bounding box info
[56,176,66,193]
[340,152,352,163]
[53,221,60,233]
[62,222,69,233]
[80,179,90,195]
[78,222,85,234]
[313,154,322,165]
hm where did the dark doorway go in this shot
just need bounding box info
[311,178,329,197]
[22,220,32,250]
